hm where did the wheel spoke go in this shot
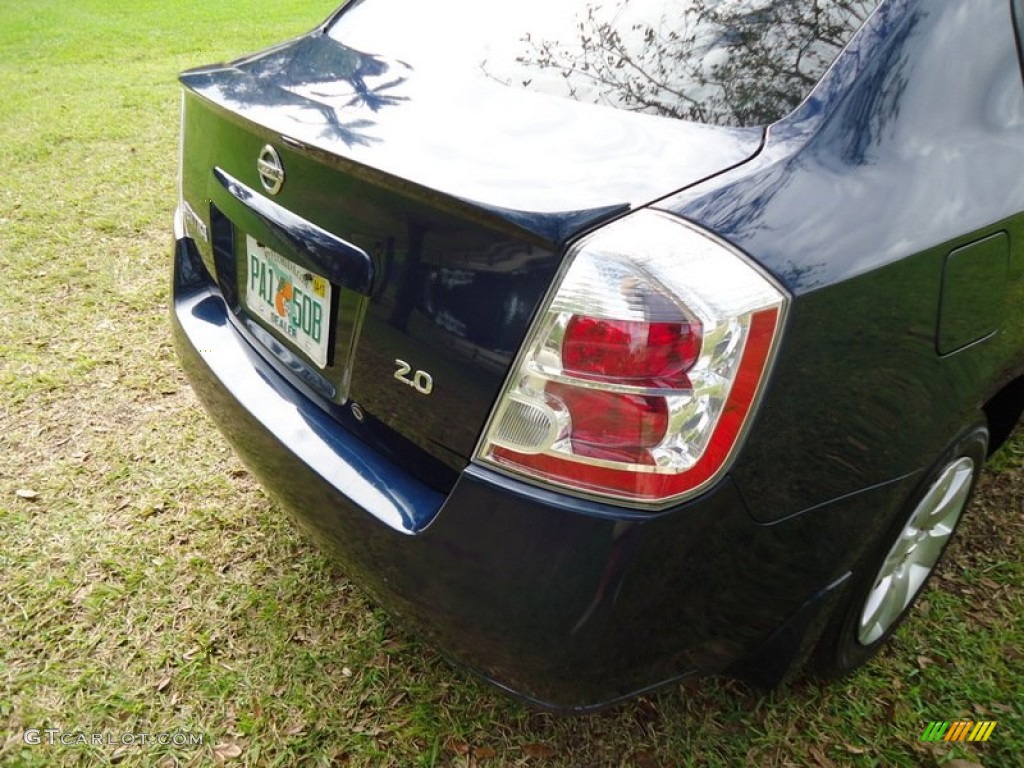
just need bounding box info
[880,543,907,574]
[911,471,954,528]
[878,566,911,631]
[916,463,972,529]
[942,471,973,519]
[859,582,888,645]
[906,561,930,597]
[911,529,946,568]
[861,578,889,631]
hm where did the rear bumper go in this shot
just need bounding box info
[171,224,916,709]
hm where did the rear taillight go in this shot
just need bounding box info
[474,209,787,508]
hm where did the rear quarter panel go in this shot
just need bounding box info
[660,0,1024,521]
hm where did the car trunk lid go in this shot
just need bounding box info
[178,31,762,492]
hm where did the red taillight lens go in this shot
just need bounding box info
[562,316,702,386]
[547,382,668,451]
[475,210,787,509]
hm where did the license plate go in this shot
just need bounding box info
[244,235,332,368]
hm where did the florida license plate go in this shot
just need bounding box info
[244,235,332,368]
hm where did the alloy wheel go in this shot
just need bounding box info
[857,457,975,645]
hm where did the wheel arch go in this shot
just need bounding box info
[982,374,1024,455]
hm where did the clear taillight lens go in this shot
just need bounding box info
[474,209,787,508]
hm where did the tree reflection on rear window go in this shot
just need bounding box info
[329,0,882,126]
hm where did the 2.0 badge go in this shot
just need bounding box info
[393,360,433,394]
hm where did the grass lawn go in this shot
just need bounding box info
[0,1,1021,766]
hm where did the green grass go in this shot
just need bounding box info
[0,1,1021,766]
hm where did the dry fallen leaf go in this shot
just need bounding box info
[523,743,557,760]
[474,746,497,760]
[15,488,38,500]
[213,742,243,763]
[946,760,984,768]
[154,675,172,692]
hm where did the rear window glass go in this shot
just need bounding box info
[328,0,881,127]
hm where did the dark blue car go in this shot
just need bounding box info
[172,0,1024,709]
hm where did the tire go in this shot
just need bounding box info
[812,424,988,677]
